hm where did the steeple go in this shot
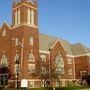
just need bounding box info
[13,0,27,3]
[21,0,28,2]
[12,0,38,27]
[21,0,37,4]
[21,0,27,1]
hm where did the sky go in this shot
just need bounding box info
[0,0,90,47]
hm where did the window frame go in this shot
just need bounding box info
[29,37,34,45]
[0,52,8,67]
[28,53,35,62]
[55,53,64,75]
[68,69,73,75]
[67,58,72,64]
[40,54,46,62]
[28,64,35,73]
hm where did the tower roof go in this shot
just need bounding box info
[21,0,28,2]
[13,0,37,5]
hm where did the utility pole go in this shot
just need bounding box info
[49,49,51,87]
[12,38,24,90]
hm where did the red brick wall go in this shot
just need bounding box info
[11,25,39,79]
[0,24,11,69]
[49,41,74,79]
[75,56,88,79]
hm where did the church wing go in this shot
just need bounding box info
[39,33,90,56]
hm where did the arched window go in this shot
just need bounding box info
[31,9,34,25]
[15,8,20,25]
[55,53,64,74]
[15,10,18,25]
[28,53,35,62]
[0,51,8,67]
[18,8,20,24]
[27,8,31,24]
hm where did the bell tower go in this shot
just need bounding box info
[11,0,39,80]
[12,0,38,27]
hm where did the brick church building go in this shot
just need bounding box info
[0,0,90,88]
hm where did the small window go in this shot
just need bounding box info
[29,37,33,45]
[28,53,35,62]
[62,81,65,86]
[68,69,72,75]
[29,81,34,88]
[15,38,19,46]
[55,67,64,74]
[28,64,35,73]
[41,67,46,74]
[40,55,46,62]
[67,58,72,64]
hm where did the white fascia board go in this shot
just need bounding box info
[39,50,50,54]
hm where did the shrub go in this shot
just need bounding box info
[29,87,53,90]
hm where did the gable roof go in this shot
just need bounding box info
[1,22,11,30]
[39,33,57,51]
[39,33,72,55]
[39,33,90,55]
[60,39,72,55]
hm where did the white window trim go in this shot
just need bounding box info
[29,37,34,45]
[41,67,46,74]
[55,53,64,75]
[18,8,20,24]
[28,53,35,62]
[28,64,35,73]
[27,8,31,24]
[31,9,34,25]
[15,10,18,25]
[68,69,73,75]
[67,58,72,64]
[0,52,8,67]
[15,38,19,46]
[40,54,46,62]
[29,81,34,88]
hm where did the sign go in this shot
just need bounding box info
[21,79,28,87]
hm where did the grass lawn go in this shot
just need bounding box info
[55,86,90,90]
[0,86,90,90]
